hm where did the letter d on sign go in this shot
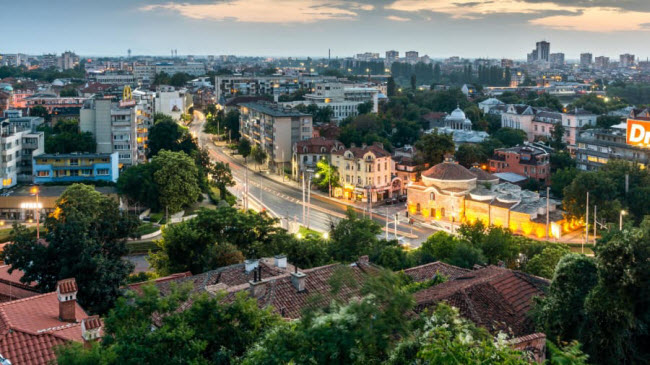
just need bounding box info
[627,119,650,146]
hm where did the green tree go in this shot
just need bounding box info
[414,130,455,166]
[242,269,414,365]
[550,151,576,172]
[117,163,160,211]
[238,138,252,161]
[455,143,487,168]
[211,161,235,198]
[1,184,138,314]
[550,121,566,149]
[494,127,527,147]
[152,150,201,214]
[525,244,571,279]
[596,115,622,129]
[357,100,373,115]
[30,105,50,122]
[410,74,417,90]
[417,232,485,269]
[388,303,529,365]
[387,77,397,97]
[329,207,382,262]
[562,171,621,222]
[58,285,281,365]
[250,145,268,168]
[550,167,578,198]
[458,222,519,266]
[534,254,598,344]
[313,158,340,194]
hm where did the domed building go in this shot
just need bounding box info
[443,106,472,131]
[406,157,567,239]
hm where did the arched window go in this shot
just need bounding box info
[429,192,435,201]
[416,203,421,212]
[441,208,446,217]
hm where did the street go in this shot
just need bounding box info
[189,112,437,246]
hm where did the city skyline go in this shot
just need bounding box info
[3,0,650,59]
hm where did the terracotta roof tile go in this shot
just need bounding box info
[403,261,470,282]
[0,290,92,364]
[422,162,477,181]
[414,266,548,337]
[56,278,77,294]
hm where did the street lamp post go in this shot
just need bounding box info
[30,186,40,240]
[620,210,626,230]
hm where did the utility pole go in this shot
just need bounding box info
[584,191,589,251]
[328,158,332,198]
[593,205,597,243]
[307,173,312,229]
[545,186,550,240]
[260,174,263,203]
[385,206,389,240]
[394,213,398,239]
[302,172,306,225]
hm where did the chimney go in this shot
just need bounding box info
[274,254,287,269]
[248,267,267,298]
[56,278,78,323]
[291,271,307,292]
[244,259,259,273]
[81,315,102,349]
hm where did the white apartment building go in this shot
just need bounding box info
[501,104,596,147]
[133,63,207,84]
[280,82,380,122]
[214,75,338,101]
[92,73,135,86]
[0,122,44,187]
[80,99,139,167]
[154,86,193,121]
[239,102,313,167]
[132,89,155,163]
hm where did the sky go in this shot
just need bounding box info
[3,0,650,60]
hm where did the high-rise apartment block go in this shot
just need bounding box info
[549,53,565,66]
[385,50,399,63]
[620,54,635,68]
[595,56,610,69]
[536,41,550,62]
[580,53,593,66]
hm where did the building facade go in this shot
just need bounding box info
[292,137,344,181]
[407,158,566,238]
[240,102,313,166]
[331,142,401,202]
[80,98,139,167]
[576,123,650,171]
[33,152,119,184]
[489,145,550,184]
[0,121,45,187]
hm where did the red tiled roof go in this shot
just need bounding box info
[82,315,101,330]
[0,329,68,365]
[332,143,390,159]
[414,266,549,336]
[0,292,91,364]
[224,261,378,319]
[0,265,39,303]
[57,278,77,294]
[422,162,477,181]
[403,261,470,282]
[295,137,344,154]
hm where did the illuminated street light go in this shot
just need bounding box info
[297,233,303,240]
[323,232,329,240]
[620,210,627,230]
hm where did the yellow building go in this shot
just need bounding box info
[407,157,566,239]
[331,142,403,202]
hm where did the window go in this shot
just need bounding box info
[96,169,110,176]
[37,171,50,177]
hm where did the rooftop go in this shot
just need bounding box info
[413,266,549,337]
[241,102,311,118]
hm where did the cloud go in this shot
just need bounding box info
[385,0,650,31]
[386,15,410,21]
[532,7,650,32]
[141,0,371,23]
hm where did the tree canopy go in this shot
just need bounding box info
[1,184,138,314]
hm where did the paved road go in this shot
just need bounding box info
[189,112,436,246]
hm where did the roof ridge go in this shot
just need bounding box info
[0,291,54,308]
